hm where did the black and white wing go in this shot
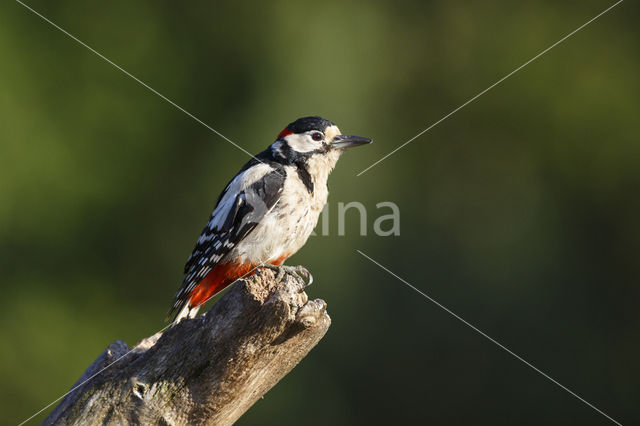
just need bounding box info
[168,163,284,317]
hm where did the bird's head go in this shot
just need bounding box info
[270,116,371,164]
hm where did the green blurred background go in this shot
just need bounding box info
[2,0,638,424]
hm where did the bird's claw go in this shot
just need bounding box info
[263,264,313,287]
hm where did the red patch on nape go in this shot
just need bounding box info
[187,262,257,307]
[277,127,293,139]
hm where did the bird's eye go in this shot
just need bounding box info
[311,132,323,141]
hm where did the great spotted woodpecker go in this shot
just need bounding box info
[168,116,371,323]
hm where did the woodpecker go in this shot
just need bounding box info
[168,116,371,323]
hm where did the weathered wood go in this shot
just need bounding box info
[44,269,330,425]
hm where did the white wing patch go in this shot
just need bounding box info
[169,162,284,315]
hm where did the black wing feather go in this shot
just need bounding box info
[168,166,285,318]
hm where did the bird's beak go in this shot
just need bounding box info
[331,134,372,149]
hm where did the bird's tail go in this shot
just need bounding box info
[165,297,188,324]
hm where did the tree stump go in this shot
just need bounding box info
[43,269,331,425]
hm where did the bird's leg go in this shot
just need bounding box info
[262,263,287,282]
[262,264,313,287]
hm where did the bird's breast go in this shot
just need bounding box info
[231,165,329,264]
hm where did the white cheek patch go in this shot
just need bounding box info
[284,133,317,153]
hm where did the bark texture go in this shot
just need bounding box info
[44,269,330,425]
